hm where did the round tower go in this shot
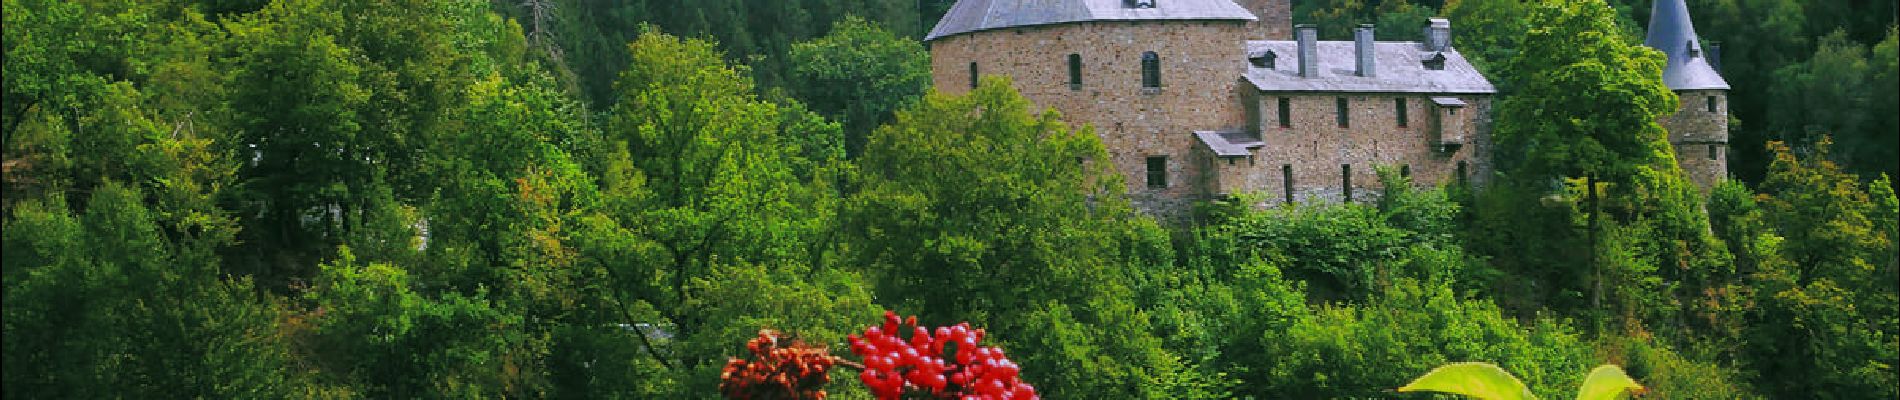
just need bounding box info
[923,0,1258,214]
[1646,0,1731,189]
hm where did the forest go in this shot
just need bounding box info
[1,0,1895,398]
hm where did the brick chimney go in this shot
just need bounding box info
[1297,24,1318,78]
[1423,18,1451,52]
[1355,24,1376,77]
[1234,0,1294,40]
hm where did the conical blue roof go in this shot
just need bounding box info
[925,0,1257,42]
[1644,0,1729,90]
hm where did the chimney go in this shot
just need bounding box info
[1355,24,1376,77]
[1424,18,1451,52]
[1708,41,1723,72]
[1297,24,1318,78]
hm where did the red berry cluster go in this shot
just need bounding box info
[847,311,1037,400]
[720,329,836,399]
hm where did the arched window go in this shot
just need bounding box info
[969,62,979,89]
[1140,51,1161,89]
[1068,54,1083,90]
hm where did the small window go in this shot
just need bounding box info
[1282,164,1295,203]
[1423,53,1447,70]
[1456,161,1468,185]
[1708,144,1720,160]
[1706,96,1718,113]
[1146,156,1169,189]
[1141,51,1161,89]
[1400,164,1412,179]
[1068,54,1083,90]
[1277,98,1291,128]
[1396,98,1409,127]
[1336,97,1350,128]
[1342,164,1354,202]
[969,62,979,89]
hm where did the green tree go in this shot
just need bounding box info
[1742,140,1900,398]
[788,17,931,159]
[3,184,312,398]
[843,77,1211,397]
[1483,0,1725,322]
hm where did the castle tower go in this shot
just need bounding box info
[1646,0,1730,189]
[923,0,1258,215]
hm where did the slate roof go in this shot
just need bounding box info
[1195,130,1263,157]
[925,0,1257,42]
[1644,0,1729,91]
[1243,41,1496,94]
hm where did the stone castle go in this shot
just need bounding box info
[922,0,1729,216]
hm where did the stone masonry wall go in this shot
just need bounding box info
[1661,89,1729,190]
[1234,0,1294,40]
[930,20,1253,215]
[1200,93,1493,205]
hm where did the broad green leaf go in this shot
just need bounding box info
[1397,362,1537,400]
[1575,365,1645,400]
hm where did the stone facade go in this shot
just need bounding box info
[930,20,1253,213]
[1662,89,1729,189]
[1198,94,1491,204]
[1233,0,1293,40]
[925,1,1499,217]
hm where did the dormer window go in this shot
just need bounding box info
[1423,52,1447,70]
[1687,39,1702,58]
[1129,0,1156,8]
[1250,50,1277,69]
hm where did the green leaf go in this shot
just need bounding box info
[1574,365,1644,400]
[1397,362,1537,400]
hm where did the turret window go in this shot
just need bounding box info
[1706,96,1718,113]
[1141,51,1161,89]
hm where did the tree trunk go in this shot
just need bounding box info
[1589,174,1602,311]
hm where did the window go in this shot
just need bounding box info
[1336,97,1350,128]
[1141,51,1161,89]
[1706,96,1718,113]
[1342,164,1353,202]
[1068,54,1083,90]
[1708,144,1720,160]
[1277,98,1291,128]
[969,62,979,89]
[1457,161,1468,185]
[1282,164,1295,203]
[1130,0,1156,9]
[1146,156,1169,189]
[1395,98,1409,127]
[1400,164,1411,179]
[1423,53,1447,70]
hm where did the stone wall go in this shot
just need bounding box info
[1199,93,1493,204]
[1661,89,1729,189]
[1234,0,1294,40]
[929,20,1253,215]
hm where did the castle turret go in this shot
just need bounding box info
[1646,0,1730,189]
